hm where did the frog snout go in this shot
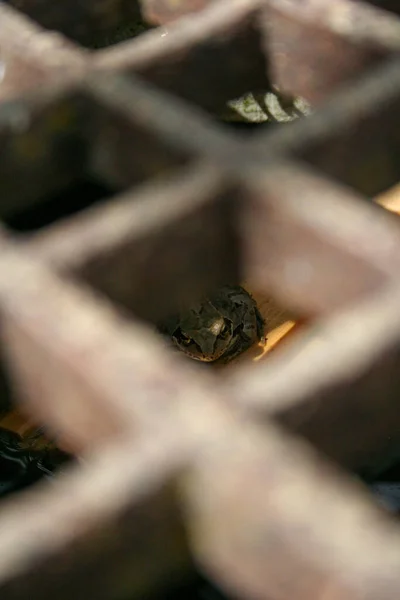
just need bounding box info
[195,335,218,357]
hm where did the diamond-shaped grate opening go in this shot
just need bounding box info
[0,82,196,234]
[4,178,117,232]
[94,4,271,118]
[251,56,400,198]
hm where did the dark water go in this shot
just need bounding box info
[0,426,73,499]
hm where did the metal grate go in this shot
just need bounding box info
[0,0,400,598]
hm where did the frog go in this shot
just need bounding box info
[159,285,266,364]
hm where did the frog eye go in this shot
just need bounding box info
[179,333,192,345]
[219,322,230,337]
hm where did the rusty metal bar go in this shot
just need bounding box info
[0,3,86,101]
[0,431,192,600]
[226,281,400,472]
[184,415,400,600]
[252,55,400,197]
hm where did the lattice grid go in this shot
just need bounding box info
[0,0,400,599]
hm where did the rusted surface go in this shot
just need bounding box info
[239,162,400,315]
[0,431,193,599]
[252,55,400,197]
[2,1,400,600]
[94,2,270,116]
[184,418,400,600]
[140,0,217,25]
[23,164,241,323]
[259,0,400,103]
[0,3,86,100]
[226,282,400,471]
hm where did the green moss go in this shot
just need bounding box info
[222,90,312,124]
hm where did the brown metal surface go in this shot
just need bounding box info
[1,1,400,599]
[140,0,216,25]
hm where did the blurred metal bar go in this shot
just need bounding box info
[0,1,399,600]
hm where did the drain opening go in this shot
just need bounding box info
[3,0,152,49]
[3,177,119,233]
[125,570,232,600]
